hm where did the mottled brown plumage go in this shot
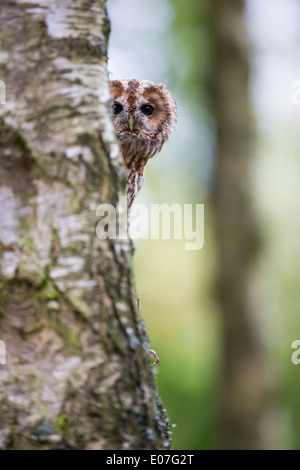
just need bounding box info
[110,79,177,207]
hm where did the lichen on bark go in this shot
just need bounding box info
[0,0,170,450]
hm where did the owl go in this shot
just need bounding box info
[110,79,177,207]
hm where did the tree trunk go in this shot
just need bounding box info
[0,0,169,450]
[211,0,272,449]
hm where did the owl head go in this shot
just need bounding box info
[110,79,177,165]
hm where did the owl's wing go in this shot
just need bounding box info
[127,167,145,208]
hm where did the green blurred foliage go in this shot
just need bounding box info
[108,0,300,449]
[129,0,219,448]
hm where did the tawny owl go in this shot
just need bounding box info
[110,79,177,207]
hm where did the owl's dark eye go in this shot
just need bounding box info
[141,104,154,116]
[113,103,123,115]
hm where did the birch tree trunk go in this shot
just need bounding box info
[211,0,272,450]
[0,0,169,450]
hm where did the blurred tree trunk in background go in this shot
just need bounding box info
[0,0,169,450]
[211,0,272,449]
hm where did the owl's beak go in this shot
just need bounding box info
[128,116,134,131]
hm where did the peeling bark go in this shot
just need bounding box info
[0,0,170,450]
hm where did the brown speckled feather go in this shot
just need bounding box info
[110,79,177,207]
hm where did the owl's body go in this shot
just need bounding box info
[110,79,177,207]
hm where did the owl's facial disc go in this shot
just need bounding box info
[127,105,153,132]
